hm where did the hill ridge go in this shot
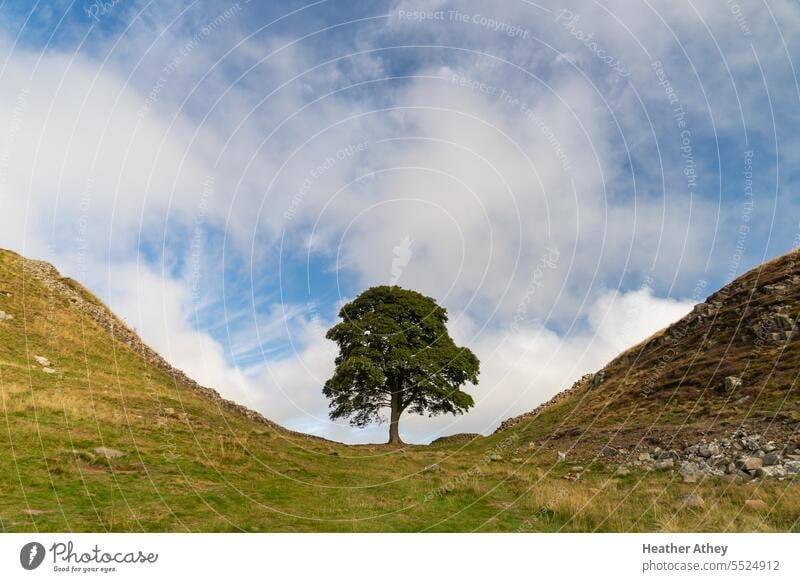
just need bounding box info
[495,247,800,435]
[10,249,317,441]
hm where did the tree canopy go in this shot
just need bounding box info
[323,286,480,444]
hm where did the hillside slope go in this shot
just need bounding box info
[497,248,800,456]
[0,248,798,532]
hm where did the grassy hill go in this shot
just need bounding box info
[0,248,798,532]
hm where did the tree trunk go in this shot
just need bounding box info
[388,389,403,445]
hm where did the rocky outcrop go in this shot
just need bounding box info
[21,257,321,441]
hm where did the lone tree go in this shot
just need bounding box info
[323,286,480,445]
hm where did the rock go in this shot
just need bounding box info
[163,407,176,416]
[744,499,768,512]
[489,454,503,462]
[679,462,702,483]
[784,461,800,474]
[423,463,441,472]
[761,452,781,467]
[721,376,743,392]
[591,370,605,388]
[756,466,786,479]
[735,457,763,472]
[616,465,631,476]
[557,451,566,462]
[92,447,125,459]
[638,452,652,462]
[654,458,674,470]
[0,310,13,321]
[680,494,705,508]
[697,443,720,458]
[601,445,617,457]
[656,450,679,461]
[42,367,56,374]
[510,458,524,464]
[562,472,581,482]
[33,355,50,367]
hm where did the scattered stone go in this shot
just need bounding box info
[680,494,705,508]
[762,452,781,467]
[33,355,50,367]
[616,465,631,476]
[562,472,581,482]
[489,454,503,462]
[423,463,441,473]
[679,462,702,483]
[654,458,674,470]
[721,376,743,392]
[744,499,768,512]
[784,461,800,474]
[606,429,797,481]
[735,457,763,472]
[557,451,566,462]
[756,466,786,479]
[92,447,124,459]
[601,445,617,457]
[697,443,719,458]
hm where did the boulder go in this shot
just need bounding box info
[755,466,786,479]
[679,462,703,483]
[784,461,800,474]
[735,457,763,472]
[654,458,674,470]
[680,494,705,508]
[761,452,781,467]
[601,445,617,457]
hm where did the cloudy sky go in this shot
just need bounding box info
[1,0,798,443]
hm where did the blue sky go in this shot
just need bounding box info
[1,0,798,442]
